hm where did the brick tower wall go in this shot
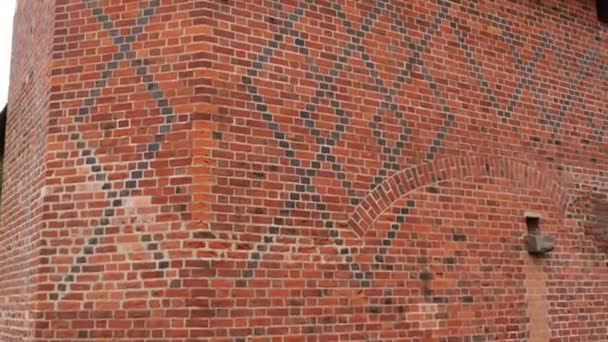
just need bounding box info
[0,0,55,340]
[2,0,608,341]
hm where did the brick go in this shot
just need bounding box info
[1,0,607,341]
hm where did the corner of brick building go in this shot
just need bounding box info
[1,0,608,341]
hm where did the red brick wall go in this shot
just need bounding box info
[3,0,608,340]
[0,0,55,340]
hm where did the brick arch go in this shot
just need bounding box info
[348,156,571,238]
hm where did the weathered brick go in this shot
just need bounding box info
[1,0,608,341]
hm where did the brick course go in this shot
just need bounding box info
[0,0,54,340]
[1,0,607,341]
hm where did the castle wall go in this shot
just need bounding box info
[2,0,608,340]
[0,0,54,340]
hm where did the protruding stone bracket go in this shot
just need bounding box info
[523,211,556,256]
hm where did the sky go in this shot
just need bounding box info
[0,0,15,106]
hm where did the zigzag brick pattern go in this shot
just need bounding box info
[0,0,607,340]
